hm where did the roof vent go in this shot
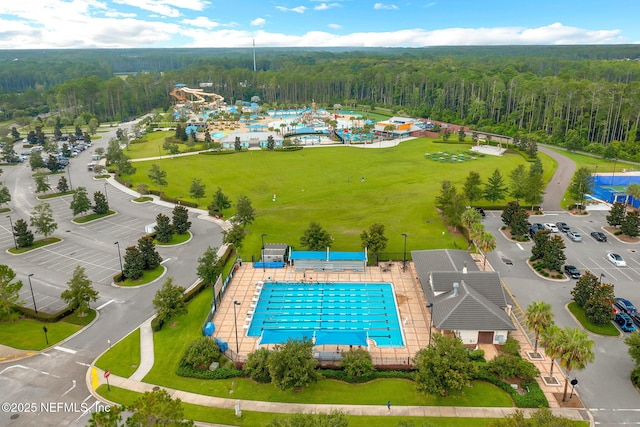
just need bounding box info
[453,282,459,297]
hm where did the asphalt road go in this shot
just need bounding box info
[485,210,640,426]
[0,121,224,426]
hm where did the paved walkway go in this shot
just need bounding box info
[538,145,577,211]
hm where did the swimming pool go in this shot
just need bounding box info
[247,282,405,347]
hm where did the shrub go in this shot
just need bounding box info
[340,348,375,380]
[244,348,272,383]
[176,361,242,379]
[486,354,539,380]
[182,337,221,370]
[632,366,640,387]
[473,368,548,408]
[502,338,521,356]
[468,349,485,361]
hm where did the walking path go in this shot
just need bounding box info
[538,145,577,211]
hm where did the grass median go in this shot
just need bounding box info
[567,302,620,336]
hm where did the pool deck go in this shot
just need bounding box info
[214,262,430,364]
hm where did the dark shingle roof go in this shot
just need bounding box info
[412,249,478,284]
[430,271,508,308]
[433,281,515,331]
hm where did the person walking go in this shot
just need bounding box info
[387,401,391,413]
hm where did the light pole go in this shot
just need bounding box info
[6,216,17,250]
[600,273,605,284]
[261,233,267,273]
[28,274,37,314]
[401,233,408,272]
[427,303,434,347]
[114,241,124,279]
[233,301,241,355]
[67,167,73,191]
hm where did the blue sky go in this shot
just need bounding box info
[0,0,637,49]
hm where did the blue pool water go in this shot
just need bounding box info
[247,282,405,347]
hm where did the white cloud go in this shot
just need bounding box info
[182,16,219,29]
[105,11,137,18]
[113,0,180,17]
[251,18,266,26]
[328,23,341,29]
[314,2,341,10]
[275,5,306,13]
[373,3,398,10]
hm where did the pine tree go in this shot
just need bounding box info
[483,169,507,204]
[123,246,144,280]
[138,235,162,269]
[172,205,191,234]
[14,219,34,248]
[154,213,174,243]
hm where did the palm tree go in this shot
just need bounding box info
[477,231,496,271]
[461,207,482,249]
[540,324,562,376]
[525,301,554,355]
[557,327,595,402]
[626,183,640,208]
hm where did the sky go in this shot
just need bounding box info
[0,0,638,49]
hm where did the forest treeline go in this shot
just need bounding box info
[3,46,640,160]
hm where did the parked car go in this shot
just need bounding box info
[556,222,570,233]
[630,312,640,328]
[529,223,545,237]
[615,312,637,332]
[591,232,607,242]
[564,265,581,279]
[607,253,626,267]
[615,297,637,314]
[473,207,486,218]
[567,231,582,242]
[544,223,559,233]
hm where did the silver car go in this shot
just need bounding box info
[567,231,582,242]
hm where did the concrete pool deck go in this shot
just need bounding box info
[216,262,430,365]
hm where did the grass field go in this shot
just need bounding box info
[567,302,620,336]
[0,309,95,351]
[122,138,554,258]
[95,328,140,378]
[125,131,206,159]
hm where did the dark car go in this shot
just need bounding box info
[564,265,581,279]
[615,312,637,332]
[630,312,640,328]
[473,207,486,218]
[591,231,607,242]
[529,223,545,238]
[615,297,637,314]
[556,222,570,233]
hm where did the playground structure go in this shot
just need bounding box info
[170,84,225,107]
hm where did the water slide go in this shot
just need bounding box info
[170,86,224,104]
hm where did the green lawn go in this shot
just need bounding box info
[546,146,637,173]
[72,210,116,223]
[0,310,95,351]
[568,302,620,336]
[118,265,165,287]
[122,138,551,258]
[155,231,191,246]
[96,385,521,427]
[124,131,206,159]
[95,328,141,378]
[8,237,61,254]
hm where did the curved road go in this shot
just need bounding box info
[539,145,577,211]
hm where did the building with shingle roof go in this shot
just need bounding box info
[412,250,515,345]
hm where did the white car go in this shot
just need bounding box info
[567,231,582,242]
[544,223,559,233]
[607,253,626,267]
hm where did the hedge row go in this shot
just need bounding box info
[176,363,243,380]
[13,305,73,323]
[474,368,548,408]
[147,189,198,208]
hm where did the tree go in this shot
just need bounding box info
[483,169,507,204]
[585,282,615,325]
[531,229,551,261]
[267,338,321,391]
[30,203,57,238]
[234,136,242,151]
[509,164,528,201]
[625,331,640,367]
[556,327,595,402]
[244,348,272,383]
[267,134,275,150]
[626,183,640,207]
[208,187,231,216]
[501,200,520,226]
[46,154,60,173]
[56,176,69,193]
[189,178,206,204]
[28,151,46,171]
[300,222,333,251]
[0,265,22,319]
[606,202,626,227]
[123,246,144,280]
[462,171,483,205]
[441,185,467,228]
[153,277,187,326]
[571,271,599,308]
[93,191,109,215]
[457,127,466,142]
[223,222,246,250]
[621,209,640,237]
[126,389,194,427]
[13,219,34,248]
[523,169,545,210]
[182,337,221,370]
[234,195,255,225]
[435,181,455,211]
[525,301,554,354]
[340,348,375,379]
[34,174,51,194]
[568,167,594,210]
[154,213,174,243]
[540,324,563,377]
[138,235,162,269]
[1,142,16,163]
[477,231,496,271]
[360,223,388,259]
[87,405,124,426]
[196,246,222,286]
[172,205,191,234]
[60,265,98,317]
[541,235,566,272]
[413,334,477,396]
[0,184,10,207]
[70,187,92,216]
[511,209,530,237]
[148,163,167,189]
